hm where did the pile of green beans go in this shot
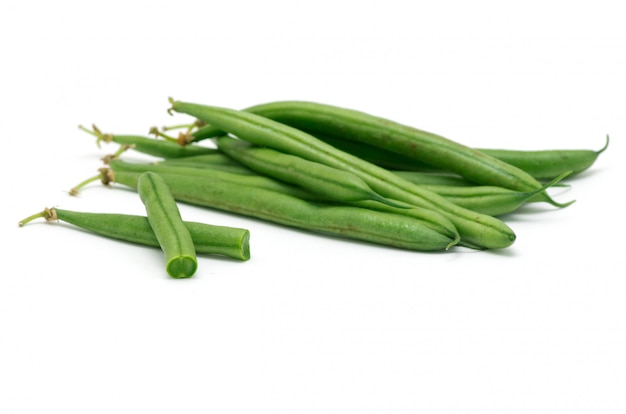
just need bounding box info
[19,98,608,277]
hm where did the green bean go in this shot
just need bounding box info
[314,129,608,182]
[156,153,257,175]
[237,101,574,207]
[215,135,409,208]
[313,131,433,171]
[168,99,515,249]
[18,207,250,261]
[80,125,217,159]
[476,135,609,181]
[108,159,313,199]
[419,171,571,216]
[100,168,459,252]
[103,159,460,245]
[137,171,197,278]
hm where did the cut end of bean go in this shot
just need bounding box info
[240,230,252,261]
[166,255,198,279]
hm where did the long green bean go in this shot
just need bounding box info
[168,99,515,249]
[100,168,459,252]
[105,159,460,245]
[239,101,573,208]
[215,135,408,208]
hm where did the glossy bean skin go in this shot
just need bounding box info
[106,169,459,252]
[137,172,198,278]
[215,135,407,208]
[107,160,460,245]
[19,208,250,260]
[240,101,571,206]
[169,100,515,249]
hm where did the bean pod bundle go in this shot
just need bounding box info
[19,98,608,277]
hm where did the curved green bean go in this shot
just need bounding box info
[421,171,571,216]
[476,135,609,181]
[277,118,607,182]
[168,99,515,249]
[137,171,197,278]
[99,168,459,252]
[18,207,250,261]
[215,135,408,208]
[105,159,460,245]
[239,101,571,208]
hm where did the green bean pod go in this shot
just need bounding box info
[80,125,217,159]
[420,171,572,216]
[476,135,609,181]
[319,132,608,182]
[215,135,408,208]
[107,159,461,246]
[19,208,250,261]
[137,171,198,278]
[109,159,313,198]
[104,168,459,252]
[238,101,573,206]
[169,99,515,249]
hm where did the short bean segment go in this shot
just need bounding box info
[215,135,409,208]
[240,100,572,207]
[18,208,250,261]
[169,99,515,250]
[137,171,198,278]
[106,169,459,252]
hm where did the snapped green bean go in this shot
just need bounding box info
[137,171,198,278]
[18,207,250,261]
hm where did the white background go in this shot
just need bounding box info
[1,1,625,413]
